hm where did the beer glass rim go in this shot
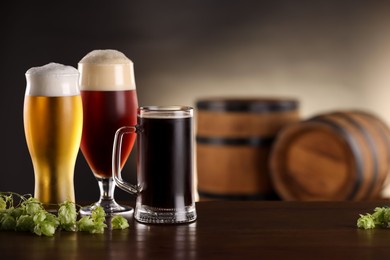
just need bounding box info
[138,106,193,118]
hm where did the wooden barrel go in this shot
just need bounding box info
[196,98,299,200]
[270,110,390,201]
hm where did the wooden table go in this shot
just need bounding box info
[1,201,389,259]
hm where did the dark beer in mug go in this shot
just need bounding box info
[137,116,194,209]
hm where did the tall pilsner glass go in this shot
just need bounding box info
[78,49,138,215]
[24,63,83,209]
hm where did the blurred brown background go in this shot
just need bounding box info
[1,0,390,201]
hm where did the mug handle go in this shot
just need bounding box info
[112,126,138,195]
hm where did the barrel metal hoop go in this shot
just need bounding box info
[353,110,390,168]
[196,100,298,113]
[331,112,379,199]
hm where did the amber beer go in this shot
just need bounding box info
[24,63,82,206]
[80,90,137,178]
[78,49,138,214]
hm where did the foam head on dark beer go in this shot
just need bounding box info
[25,63,80,97]
[78,49,136,91]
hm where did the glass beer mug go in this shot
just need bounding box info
[113,106,197,224]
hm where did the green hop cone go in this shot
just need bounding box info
[91,206,107,233]
[16,215,35,232]
[0,214,16,231]
[91,221,107,234]
[32,210,59,236]
[382,208,390,227]
[357,213,375,229]
[91,206,106,223]
[45,212,60,229]
[23,198,43,216]
[33,210,47,224]
[371,207,386,226]
[77,206,107,234]
[10,207,26,219]
[77,216,106,234]
[34,221,56,236]
[58,201,77,231]
[111,215,129,230]
[77,216,94,232]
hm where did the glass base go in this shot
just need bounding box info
[134,204,197,224]
[80,199,133,216]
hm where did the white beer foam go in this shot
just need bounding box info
[25,63,80,97]
[78,49,136,91]
[79,49,131,64]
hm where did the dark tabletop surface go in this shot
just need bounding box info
[1,200,389,260]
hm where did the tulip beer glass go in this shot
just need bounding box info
[78,49,138,215]
[113,106,197,224]
[24,63,83,208]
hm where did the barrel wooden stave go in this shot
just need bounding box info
[197,144,272,195]
[197,110,299,138]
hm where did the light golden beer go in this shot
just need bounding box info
[24,63,82,207]
[24,96,82,204]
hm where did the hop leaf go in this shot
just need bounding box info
[111,215,129,230]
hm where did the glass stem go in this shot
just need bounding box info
[97,177,116,202]
[79,176,132,215]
